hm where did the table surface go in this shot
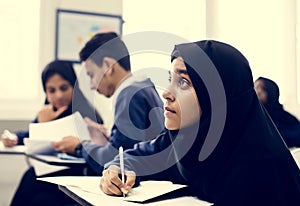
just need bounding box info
[0,143,26,154]
[58,185,213,206]
[26,153,86,167]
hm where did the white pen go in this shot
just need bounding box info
[119,146,125,197]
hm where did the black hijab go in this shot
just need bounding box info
[255,77,299,128]
[41,60,103,123]
[170,40,300,205]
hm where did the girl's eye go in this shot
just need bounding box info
[177,77,190,89]
[60,85,70,92]
[47,88,55,93]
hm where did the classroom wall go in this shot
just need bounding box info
[206,0,300,118]
[1,0,299,120]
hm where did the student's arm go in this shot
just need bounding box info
[100,132,180,195]
[279,124,300,147]
[105,132,176,179]
[83,85,164,175]
[1,130,18,147]
[82,127,141,175]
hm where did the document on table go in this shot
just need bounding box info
[24,112,90,155]
[64,186,212,206]
[37,176,188,203]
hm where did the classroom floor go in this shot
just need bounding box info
[0,155,29,206]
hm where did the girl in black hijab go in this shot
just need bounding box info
[9,60,103,206]
[1,60,103,146]
[100,40,300,205]
[255,77,300,147]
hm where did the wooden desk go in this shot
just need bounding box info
[58,185,212,206]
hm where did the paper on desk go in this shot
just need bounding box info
[37,176,187,202]
[124,181,187,202]
[64,186,212,206]
[25,112,90,155]
[0,142,26,153]
[37,176,101,194]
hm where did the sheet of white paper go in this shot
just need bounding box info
[29,112,90,141]
[37,176,101,194]
[37,176,188,203]
[290,148,300,169]
[124,181,186,202]
[24,139,56,155]
[65,186,139,206]
[30,158,69,176]
[62,185,212,206]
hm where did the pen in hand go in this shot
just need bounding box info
[119,146,126,197]
[3,129,17,140]
[1,129,18,147]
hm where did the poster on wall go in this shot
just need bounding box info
[55,9,123,63]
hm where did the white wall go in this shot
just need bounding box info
[206,0,300,118]
[122,0,206,99]
[0,0,122,127]
[1,0,299,120]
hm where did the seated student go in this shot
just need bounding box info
[255,77,300,147]
[1,60,103,147]
[100,40,300,205]
[9,60,104,206]
[51,32,165,175]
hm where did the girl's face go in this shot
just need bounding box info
[45,74,73,109]
[254,80,267,104]
[162,58,201,130]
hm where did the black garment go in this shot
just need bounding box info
[105,40,300,205]
[10,167,80,206]
[256,77,300,147]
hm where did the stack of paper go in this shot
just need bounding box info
[24,112,90,155]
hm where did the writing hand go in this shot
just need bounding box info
[1,131,18,147]
[37,104,68,122]
[99,165,136,196]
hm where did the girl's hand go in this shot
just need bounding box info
[37,104,68,122]
[99,165,136,196]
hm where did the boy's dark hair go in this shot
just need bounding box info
[79,32,131,71]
